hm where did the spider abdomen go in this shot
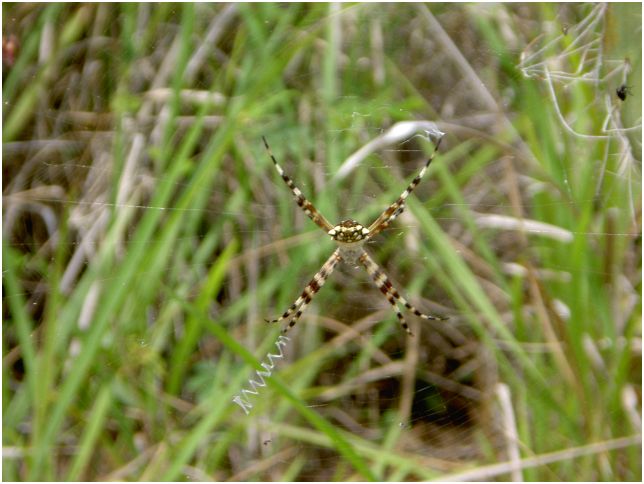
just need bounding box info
[328,219,370,243]
[328,220,370,265]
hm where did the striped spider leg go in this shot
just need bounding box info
[357,250,447,336]
[366,134,443,238]
[262,136,334,232]
[263,135,447,335]
[266,248,342,333]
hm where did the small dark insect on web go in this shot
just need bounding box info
[616,84,632,101]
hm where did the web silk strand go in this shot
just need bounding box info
[232,335,290,415]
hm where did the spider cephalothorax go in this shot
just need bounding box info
[262,134,447,336]
[328,219,370,243]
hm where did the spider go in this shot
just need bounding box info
[262,134,448,336]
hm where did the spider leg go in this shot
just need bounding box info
[262,136,334,232]
[358,250,447,336]
[367,135,443,239]
[267,249,342,333]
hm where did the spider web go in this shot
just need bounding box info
[518,2,641,213]
[2,3,641,481]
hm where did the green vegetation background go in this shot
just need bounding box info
[2,3,641,481]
